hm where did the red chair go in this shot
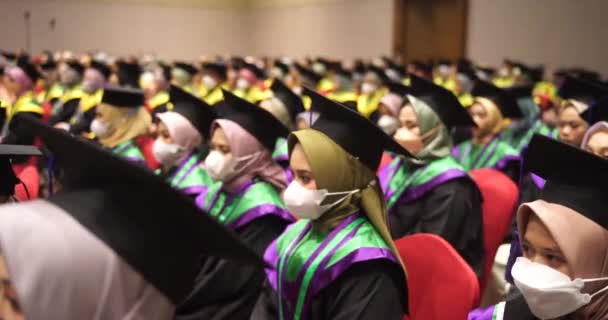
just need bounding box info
[396,233,480,320]
[12,163,40,201]
[135,135,160,170]
[469,169,519,293]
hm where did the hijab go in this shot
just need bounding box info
[404,95,453,166]
[517,200,608,320]
[295,111,320,127]
[98,104,152,148]
[212,119,287,191]
[582,121,608,149]
[5,67,34,96]
[0,200,174,320]
[380,93,403,117]
[156,112,202,151]
[473,97,511,142]
[288,129,406,275]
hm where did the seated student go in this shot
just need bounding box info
[140,64,171,117]
[379,75,484,277]
[172,62,198,94]
[66,60,110,136]
[154,85,216,198]
[48,60,84,126]
[176,90,294,320]
[469,134,608,320]
[90,86,150,163]
[453,80,522,181]
[0,115,260,320]
[233,63,266,104]
[251,88,410,320]
[200,62,228,106]
[357,66,388,118]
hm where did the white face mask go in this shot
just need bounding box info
[204,150,258,182]
[236,78,251,90]
[512,257,608,319]
[282,180,359,220]
[202,75,218,89]
[360,82,377,95]
[90,119,112,138]
[153,139,186,167]
[377,115,400,136]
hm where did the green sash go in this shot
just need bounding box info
[378,156,468,210]
[453,137,520,172]
[112,140,145,162]
[197,179,293,230]
[264,214,400,320]
[273,137,289,163]
[164,152,216,196]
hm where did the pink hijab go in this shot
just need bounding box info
[211,119,287,191]
[156,111,203,151]
[5,67,34,96]
[581,121,608,149]
[0,200,175,320]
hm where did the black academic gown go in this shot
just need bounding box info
[49,97,81,125]
[175,215,289,320]
[250,260,408,320]
[502,295,538,320]
[69,107,96,135]
[389,177,485,278]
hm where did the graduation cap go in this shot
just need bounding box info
[472,80,523,118]
[580,97,608,126]
[89,60,112,79]
[116,61,142,88]
[558,75,608,106]
[1,51,17,62]
[40,59,57,71]
[515,63,544,83]
[408,75,476,128]
[16,57,42,82]
[524,134,608,229]
[505,84,534,100]
[101,86,144,108]
[10,115,262,304]
[366,65,390,84]
[270,79,305,122]
[387,81,411,97]
[66,60,85,76]
[0,145,41,196]
[411,61,433,75]
[294,63,322,84]
[167,85,216,139]
[201,62,227,80]
[303,87,413,170]
[218,89,289,150]
[241,63,266,79]
[273,61,290,76]
[173,62,198,77]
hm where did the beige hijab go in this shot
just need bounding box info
[474,97,511,140]
[288,129,406,275]
[0,200,175,320]
[517,200,608,320]
[97,103,152,148]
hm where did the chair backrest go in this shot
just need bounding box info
[13,163,40,201]
[396,233,480,320]
[135,136,160,170]
[469,168,519,292]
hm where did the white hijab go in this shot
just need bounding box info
[0,200,175,320]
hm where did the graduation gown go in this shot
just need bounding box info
[158,151,216,201]
[176,179,294,320]
[49,85,84,125]
[110,139,146,163]
[1,91,44,163]
[468,296,537,320]
[379,156,484,277]
[147,91,170,118]
[250,213,408,320]
[69,89,103,135]
[453,136,521,182]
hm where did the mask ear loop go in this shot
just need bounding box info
[583,277,608,298]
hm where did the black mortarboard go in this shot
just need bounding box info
[201,62,227,80]
[524,134,608,229]
[1,51,17,61]
[303,87,413,170]
[581,97,608,126]
[241,63,266,79]
[472,80,523,118]
[168,85,216,139]
[89,60,112,79]
[558,75,608,106]
[366,65,390,84]
[10,115,262,304]
[270,79,304,122]
[101,86,144,108]
[116,61,142,88]
[295,63,322,84]
[218,89,289,150]
[0,145,41,196]
[274,61,290,75]
[505,84,534,100]
[387,81,411,97]
[412,61,433,75]
[174,62,198,77]
[515,63,544,83]
[17,57,42,82]
[41,59,57,71]
[66,60,85,75]
[408,75,476,128]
